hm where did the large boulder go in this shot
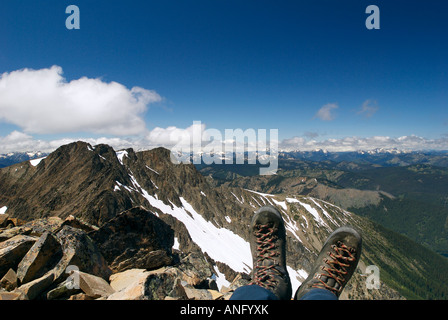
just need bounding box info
[77,271,115,299]
[54,226,111,281]
[0,268,18,291]
[45,278,81,300]
[15,270,55,300]
[16,232,62,284]
[143,269,187,300]
[0,214,10,228]
[0,235,37,278]
[90,207,175,273]
[22,217,64,235]
[177,252,214,288]
[107,269,151,300]
[0,226,33,242]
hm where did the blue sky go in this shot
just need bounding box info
[0,0,447,152]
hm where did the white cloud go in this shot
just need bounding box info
[0,131,35,153]
[0,131,137,154]
[1,127,447,155]
[0,66,162,135]
[280,135,448,152]
[315,103,338,121]
[146,122,206,147]
[0,123,209,154]
[357,100,379,118]
[145,122,267,153]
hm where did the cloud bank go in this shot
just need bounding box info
[1,127,447,155]
[0,66,161,135]
[280,135,448,152]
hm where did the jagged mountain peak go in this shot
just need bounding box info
[0,141,211,225]
[0,141,131,224]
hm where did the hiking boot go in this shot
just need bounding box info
[294,226,362,300]
[249,205,292,300]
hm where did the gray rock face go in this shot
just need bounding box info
[0,235,37,279]
[55,225,111,281]
[17,232,62,284]
[89,206,175,273]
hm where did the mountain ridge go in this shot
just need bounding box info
[1,141,447,299]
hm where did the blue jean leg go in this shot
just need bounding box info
[299,288,338,300]
[230,285,337,300]
[229,285,279,300]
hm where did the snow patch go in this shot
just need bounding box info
[144,193,252,274]
[271,198,287,211]
[283,214,302,243]
[230,192,244,204]
[127,174,160,218]
[296,200,329,228]
[116,150,128,165]
[251,196,262,207]
[245,189,275,198]
[0,206,7,214]
[287,266,308,293]
[213,266,231,291]
[309,198,337,225]
[146,165,159,175]
[286,197,300,203]
[173,237,180,251]
[296,268,309,280]
[178,197,252,274]
[200,191,207,197]
[29,157,46,167]
[302,216,308,229]
[128,172,142,191]
[115,181,134,193]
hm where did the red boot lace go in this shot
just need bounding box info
[249,224,281,289]
[312,241,356,294]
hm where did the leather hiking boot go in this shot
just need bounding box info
[249,205,292,300]
[294,226,362,300]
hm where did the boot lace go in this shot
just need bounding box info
[249,224,281,290]
[312,241,356,294]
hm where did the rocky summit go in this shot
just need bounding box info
[0,141,437,300]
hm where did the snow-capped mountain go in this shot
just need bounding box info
[278,149,448,167]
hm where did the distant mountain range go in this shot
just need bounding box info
[0,152,48,169]
[278,149,448,167]
[3,148,447,169]
[1,141,448,299]
[197,150,448,259]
